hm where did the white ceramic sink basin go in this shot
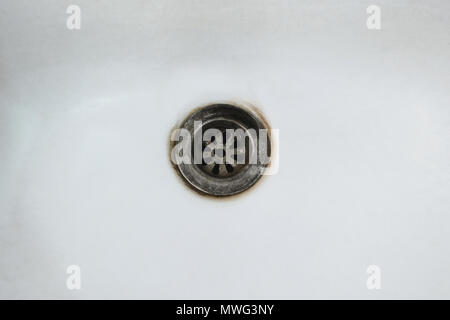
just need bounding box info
[1,0,449,299]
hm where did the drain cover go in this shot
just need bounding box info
[171,103,271,196]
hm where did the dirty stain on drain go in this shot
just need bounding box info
[169,102,272,197]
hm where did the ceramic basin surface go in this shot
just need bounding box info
[0,0,450,299]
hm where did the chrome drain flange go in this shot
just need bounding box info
[171,103,271,196]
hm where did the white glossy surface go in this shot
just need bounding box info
[1,0,450,298]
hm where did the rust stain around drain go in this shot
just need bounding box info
[167,101,274,200]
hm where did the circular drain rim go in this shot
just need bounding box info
[173,103,271,197]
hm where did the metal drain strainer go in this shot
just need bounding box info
[172,103,271,196]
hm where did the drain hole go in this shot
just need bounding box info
[171,103,271,196]
[199,130,248,178]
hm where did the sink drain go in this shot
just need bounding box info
[171,103,271,196]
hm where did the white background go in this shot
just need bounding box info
[0,0,449,299]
